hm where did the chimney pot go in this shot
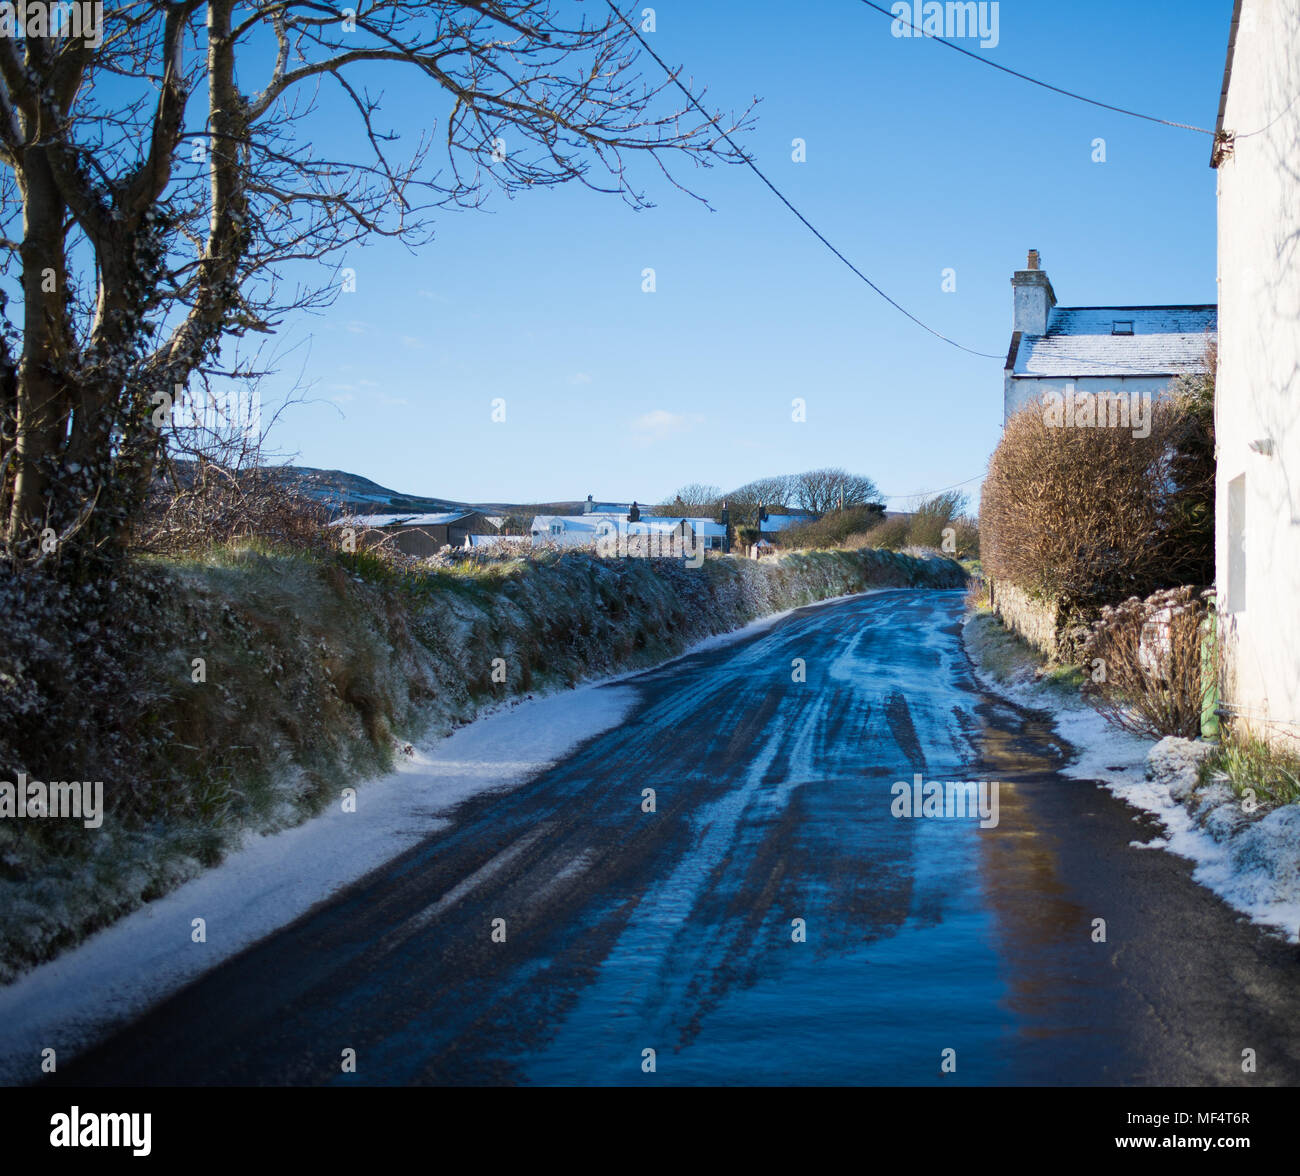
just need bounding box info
[1027,249,1040,270]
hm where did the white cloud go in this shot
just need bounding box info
[632,409,703,441]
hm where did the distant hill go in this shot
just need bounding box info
[263,466,466,515]
[262,465,588,519]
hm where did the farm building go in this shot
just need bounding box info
[331,511,496,557]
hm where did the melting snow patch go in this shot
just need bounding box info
[963,616,1300,944]
[1147,736,1216,801]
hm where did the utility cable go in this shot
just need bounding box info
[853,0,1215,135]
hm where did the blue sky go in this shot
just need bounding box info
[259,0,1231,508]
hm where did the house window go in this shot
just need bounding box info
[1227,474,1246,613]
[1112,320,1134,335]
[550,522,563,535]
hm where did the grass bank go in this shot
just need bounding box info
[0,545,964,982]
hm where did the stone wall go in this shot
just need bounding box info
[991,580,1062,660]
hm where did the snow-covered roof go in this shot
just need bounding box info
[760,513,817,532]
[1010,306,1217,379]
[466,533,528,547]
[330,511,474,528]
[530,515,723,537]
[531,514,604,534]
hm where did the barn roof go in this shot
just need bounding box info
[329,511,474,529]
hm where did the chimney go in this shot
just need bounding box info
[584,494,594,514]
[1011,248,1056,336]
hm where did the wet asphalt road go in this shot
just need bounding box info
[49,590,1300,1085]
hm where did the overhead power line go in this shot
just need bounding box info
[881,472,985,503]
[605,1,1004,360]
[606,4,1216,377]
[853,0,1215,135]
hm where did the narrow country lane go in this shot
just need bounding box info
[49,590,1300,1086]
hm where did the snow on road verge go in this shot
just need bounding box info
[964,613,1300,944]
[0,678,638,1084]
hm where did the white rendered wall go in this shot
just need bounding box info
[1215,0,1300,749]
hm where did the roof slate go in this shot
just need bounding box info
[1011,306,1217,378]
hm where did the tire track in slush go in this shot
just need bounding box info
[45,589,1300,1086]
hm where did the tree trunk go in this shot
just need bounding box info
[8,147,72,551]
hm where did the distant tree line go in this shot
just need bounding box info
[658,468,884,523]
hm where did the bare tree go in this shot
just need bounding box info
[792,468,881,514]
[725,474,795,523]
[659,482,722,516]
[0,2,754,569]
[903,490,968,548]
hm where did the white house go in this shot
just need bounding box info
[529,514,606,546]
[1211,0,1300,751]
[529,513,727,552]
[463,533,529,551]
[1003,250,1216,422]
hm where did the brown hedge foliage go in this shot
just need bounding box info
[776,505,885,549]
[981,398,1197,609]
[1080,586,1210,738]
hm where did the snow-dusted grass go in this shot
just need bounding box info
[0,545,965,985]
[1198,733,1300,808]
[962,606,1085,701]
[964,611,1300,942]
[0,680,639,1084]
